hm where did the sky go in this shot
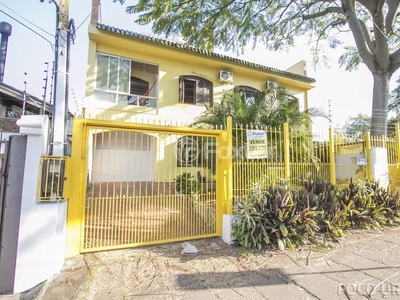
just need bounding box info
[0,0,398,134]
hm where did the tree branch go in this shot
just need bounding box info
[303,6,343,20]
[342,0,374,71]
[385,0,400,35]
[370,0,390,71]
[358,18,375,53]
[271,1,297,27]
[203,0,236,24]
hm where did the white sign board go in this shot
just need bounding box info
[246,130,268,159]
[356,156,368,166]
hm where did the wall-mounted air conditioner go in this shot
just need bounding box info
[219,70,233,83]
[266,81,279,89]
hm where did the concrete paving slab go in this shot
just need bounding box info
[5,229,400,300]
[282,272,342,300]
[384,244,400,256]
[214,286,266,300]
[359,237,399,251]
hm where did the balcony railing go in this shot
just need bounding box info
[95,90,158,108]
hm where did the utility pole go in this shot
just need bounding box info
[50,0,69,156]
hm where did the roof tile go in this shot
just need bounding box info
[95,23,316,83]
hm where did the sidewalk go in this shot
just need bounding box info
[3,226,400,299]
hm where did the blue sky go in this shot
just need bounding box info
[0,0,398,132]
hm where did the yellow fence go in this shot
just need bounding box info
[65,117,400,255]
[231,123,400,200]
[66,119,231,255]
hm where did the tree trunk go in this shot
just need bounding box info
[370,72,391,137]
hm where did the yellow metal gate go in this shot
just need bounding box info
[67,120,228,254]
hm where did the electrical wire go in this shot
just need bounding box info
[0,2,54,37]
[0,9,55,52]
[74,5,98,33]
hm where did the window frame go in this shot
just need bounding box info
[179,76,213,106]
[94,52,158,108]
[235,86,260,105]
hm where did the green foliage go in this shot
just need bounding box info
[119,0,400,136]
[232,179,321,250]
[300,176,349,241]
[191,88,327,167]
[389,77,400,116]
[338,46,362,71]
[173,172,200,195]
[192,87,326,129]
[232,176,400,250]
[343,113,371,137]
[387,116,400,138]
[343,178,400,229]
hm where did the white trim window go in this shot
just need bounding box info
[95,53,158,107]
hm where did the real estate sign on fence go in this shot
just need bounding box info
[246,130,268,159]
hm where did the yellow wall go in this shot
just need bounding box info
[84,26,314,124]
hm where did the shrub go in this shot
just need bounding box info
[232,176,400,250]
[173,172,200,195]
[232,180,321,250]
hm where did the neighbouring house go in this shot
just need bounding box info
[0,81,52,145]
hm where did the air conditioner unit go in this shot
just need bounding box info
[219,70,233,83]
[266,81,279,89]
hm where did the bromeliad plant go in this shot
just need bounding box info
[232,176,400,251]
[232,180,321,250]
[173,172,200,195]
[342,178,400,229]
[300,176,350,241]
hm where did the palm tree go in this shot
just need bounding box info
[191,87,328,178]
[192,86,327,129]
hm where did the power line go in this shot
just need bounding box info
[74,5,98,33]
[0,1,54,37]
[0,9,55,51]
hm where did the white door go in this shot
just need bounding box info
[92,131,153,182]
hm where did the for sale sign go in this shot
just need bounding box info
[246,130,268,159]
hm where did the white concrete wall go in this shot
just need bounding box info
[335,154,358,181]
[371,147,389,189]
[13,115,67,293]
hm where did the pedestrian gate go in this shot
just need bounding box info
[67,119,228,253]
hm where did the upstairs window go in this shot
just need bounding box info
[95,53,158,107]
[288,96,299,111]
[179,76,212,105]
[235,86,260,104]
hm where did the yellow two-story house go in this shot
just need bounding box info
[67,19,317,255]
[82,22,316,188]
[84,23,315,122]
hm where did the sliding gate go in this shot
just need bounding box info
[71,120,224,253]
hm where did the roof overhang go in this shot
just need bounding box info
[89,24,316,91]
